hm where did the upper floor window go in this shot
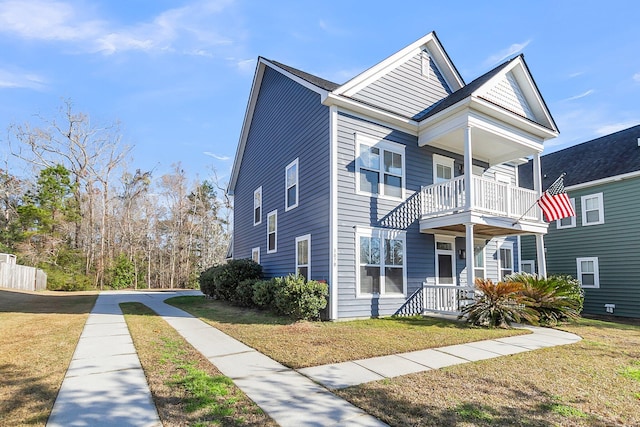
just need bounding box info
[285,159,299,211]
[577,257,599,288]
[556,198,576,229]
[267,210,277,253]
[295,234,311,280]
[253,187,262,226]
[581,193,604,226]
[356,134,405,199]
[433,154,454,184]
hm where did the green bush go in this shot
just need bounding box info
[198,265,219,298]
[459,278,538,328]
[43,264,92,291]
[273,275,328,320]
[108,253,135,290]
[252,279,276,309]
[233,278,257,307]
[505,272,584,325]
[212,259,262,301]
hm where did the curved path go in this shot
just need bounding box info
[47,291,581,427]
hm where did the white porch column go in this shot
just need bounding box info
[535,234,547,278]
[465,223,475,287]
[532,152,547,277]
[464,125,473,209]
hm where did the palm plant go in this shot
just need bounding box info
[459,278,539,328]
[505,273,583,325]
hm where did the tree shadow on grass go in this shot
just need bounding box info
[0,363,57,425]
[338,376,611,427]
[0,289,97,314]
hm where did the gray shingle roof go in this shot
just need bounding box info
[266,58,340,92]
[518,124,640,189]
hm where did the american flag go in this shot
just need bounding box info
[537,174,576,222]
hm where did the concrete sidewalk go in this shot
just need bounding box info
[48,291,582,427]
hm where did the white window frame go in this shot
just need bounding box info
[432,154,455,184]
[577,257,599,288]
[355,133,406,200]
[435,235,456,286]
[520,260,535,274]
[285,158,299,211]
[498,240,514,280]
[356,227,407,297]
[266,210,277,254]
[473,239,485,280]
[253,186,262,226]
[556,198,576,229]
[295,234,311,280]
[581,193,604,226]
[251,247,260,264]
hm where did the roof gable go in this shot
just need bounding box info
[421,55,558,133]
[333,31,464,98]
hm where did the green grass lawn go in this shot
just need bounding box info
[167,295,527,369]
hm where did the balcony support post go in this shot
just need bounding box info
[532,152,547,277]
[464,125,473,209]
[465,223,475,287]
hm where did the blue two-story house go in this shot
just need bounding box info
[228,32,558,320]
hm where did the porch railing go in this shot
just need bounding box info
[421,175,540,221]
[422,284,476,314]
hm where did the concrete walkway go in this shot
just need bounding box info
[48,291,582,427]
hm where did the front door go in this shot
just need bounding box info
[435,237,455,285]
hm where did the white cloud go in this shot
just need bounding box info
[483,39,531,67]
[0,0,242,56]
[633,73,640,83]
[0,68,46,89]
[203,152,230,161]
[568,71,584,78]
[595,121,639,136]
[563,89,595,101]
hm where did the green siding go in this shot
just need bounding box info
[522,177,640,318]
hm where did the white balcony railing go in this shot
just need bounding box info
[421,175,540,221]
[422,284,477,314]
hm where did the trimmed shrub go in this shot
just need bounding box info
[505,272,584,325]
[211,259,262,300]
[252,279,277,309]
[233,278,257,307]
[198,265,219,298]
[459,278,538,328]
[108,253,135,290]
[273,275,328,320]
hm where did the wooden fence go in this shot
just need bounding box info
[0,263,47,291]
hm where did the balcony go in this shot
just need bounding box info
[419,175,547,237]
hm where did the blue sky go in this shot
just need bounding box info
[1,0,639,183]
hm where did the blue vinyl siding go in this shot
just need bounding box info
[351,51,452,120]
[233,66,330,282]
[336,112,437,318]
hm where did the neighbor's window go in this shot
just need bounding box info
[285,158,299,211]
[577,257,599,288]
[499,242,514,280]
[356,135,405,199]
[251,247,260,264]
[556,198,576,229]
[267,210,277,253]
[473,240,485,279]
[358,229,405,296]
[581,193,604,226]
[295,234,310,280]
[253,187,262,226]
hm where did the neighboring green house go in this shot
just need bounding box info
[518,124,640,318]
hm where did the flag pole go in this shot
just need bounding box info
[512,173,566,225]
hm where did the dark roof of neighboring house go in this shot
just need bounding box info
[415,56,516,121]
[266,58,340,91]
[519,124,640,189]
